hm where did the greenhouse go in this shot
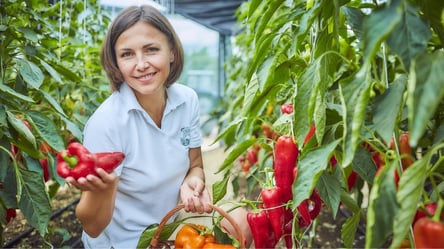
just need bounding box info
[1,0,444,248]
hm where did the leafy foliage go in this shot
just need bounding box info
[0,0,112,244]
[215,0,444,247]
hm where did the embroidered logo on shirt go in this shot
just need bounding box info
[180,127,191,147]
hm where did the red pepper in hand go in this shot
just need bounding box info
[261,187,285,242]
[413,217,444,248]
[56,142,125,179]
[56,142,96,179]
[95,152,126,173]
[274,135,298,203]
[247,209,276,249]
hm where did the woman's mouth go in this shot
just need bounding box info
[136,72,156,80]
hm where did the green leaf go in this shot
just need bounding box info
[17,58,44,89]
[217,138,256,173]
[26,111,65,151]
[365,160,400,248]
[254,0,285,41]
[386,2,431,70]
[212,172,230,204]
[372,75,407,145]
[352,146,377,184]
[292,140,340,208]
[18,168,51,236]
[60,116,83,142]
[39,59,62,83]
[341,6,365,40]
[7,111,36,148]
[408,51,444,147]
[390,156,428,248]
[316,172,341,217]
[362,0,402,64]
[0,84,35,103]
[341,211,361,249]
[39,90,67,117]
[246,34,274,83]
[17,27,38,43]
[339,66,372,166]
[136,221,182,249]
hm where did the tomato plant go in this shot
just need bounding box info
[213,0,444,248]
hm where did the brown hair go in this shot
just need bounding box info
[101,5,184,91]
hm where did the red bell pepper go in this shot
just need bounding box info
[413,217,444,248]
[261,187,285,242]
[413,203,438,226]
[273,135,298,203]
[246,209,276,248]
[56,142,125,179]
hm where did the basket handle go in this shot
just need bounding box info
[149,203,246,249]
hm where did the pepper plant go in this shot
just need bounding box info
[213,0,444,248]
[0,0,111,245]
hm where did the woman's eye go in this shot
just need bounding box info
[146,47,159,53]
[120,52,132,57]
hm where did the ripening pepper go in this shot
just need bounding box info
[261,187,285,242]
[413,217,444,248]
[273,135,298,203]
[56,142,125,179]
[247,209,276,248]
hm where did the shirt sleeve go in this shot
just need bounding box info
[189,90,202,149]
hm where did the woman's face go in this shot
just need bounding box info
[114,21,174,96]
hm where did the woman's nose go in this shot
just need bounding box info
[136,56,149,70]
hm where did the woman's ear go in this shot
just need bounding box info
[169,50,174,63]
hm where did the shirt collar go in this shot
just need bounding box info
[119,82,186,114]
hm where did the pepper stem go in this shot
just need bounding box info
[61,152,78,168]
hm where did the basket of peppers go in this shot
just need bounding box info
[147,204,245,249]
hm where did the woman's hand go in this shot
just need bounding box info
[180,175,212,214]
[65,167,119,192]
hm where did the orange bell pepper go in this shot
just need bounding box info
[175,224,206,249]
[202,243,236,249]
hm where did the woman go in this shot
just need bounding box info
[66,5,212,248]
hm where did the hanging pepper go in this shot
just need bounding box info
[247,209,276,249]
[56,142,125,179]
[261,187,285,242]
[413,203,438,225]
[413,217,444,248]
[274,135,298,203]
[280,103,294,114]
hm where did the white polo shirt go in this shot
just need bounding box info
[81,82,202,249]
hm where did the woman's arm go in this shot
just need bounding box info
[66,168,119,237]
[180,147,212,213]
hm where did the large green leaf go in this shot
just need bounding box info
[17,58,44,89]
[316,172,341,217]
[339,66,372,166]
[362,0,402,64]
[341,211,361,249]
[18,168,51,236]
[390,152,428,248]
[386,1,431,70]
[408,51,444,147]
[292,140,340,208]
[0,84,35,103]
[26,111,65,151]
[352,146,377,184]
[216,138,256,174]
[7,111,36,148]
[372,75,407,144]
[365,160,400,248]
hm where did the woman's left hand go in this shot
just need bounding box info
[180,175,212,214]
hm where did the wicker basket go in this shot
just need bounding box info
[148,203,246,249]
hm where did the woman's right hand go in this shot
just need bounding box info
[65,167,119,192]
